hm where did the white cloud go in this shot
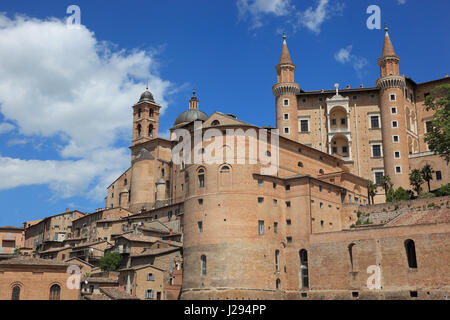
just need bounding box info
[0,14,174,200]
[334,45,368,78]
[237,0,292,29]
[0,122,14,134]
[334,45,352,64]
[297,0,344,34]
[397,0,406,4]
[7,138,28,146]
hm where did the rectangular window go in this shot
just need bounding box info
[395,166,402,174]
[283,99,289,106]
[425,121,432,133]
[393,135,399,143]
[394,151,400,159]
[286,201,291,207]
[273,199,277,206]
[274,222,278,234]
[258,197,264,203]
[283,113,289,120]
[147,273,155,281]
[286,237,292,243]
[391,107,397,114]
[436,171,442,180]
[286,219,291,225]
[341,118,346,125]
[374,171,384,184]
[331,119,337,126]
[392,120,398,128]
[197,221,203,233]
[300,119,309,132]
[284,127,290,134]
[258,221,264,235]
[198,174,205,188]
[342,146,348,153]
[332,147,337,153]
[370,116,380,129]
[390,94,396,101]
[258,179,263,186]
[372,144,382,157]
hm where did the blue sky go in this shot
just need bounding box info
[0,0,449,226]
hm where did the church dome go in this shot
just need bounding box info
[138,90,155,103]
[174,109,208,125]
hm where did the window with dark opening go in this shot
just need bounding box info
[405,239,417,268]
[299,249,309,289]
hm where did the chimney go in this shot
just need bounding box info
[446,73,449,78]
[360,84,364,88]
[346,85,350,89]
[66,208,69,213]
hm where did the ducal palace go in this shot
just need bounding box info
[1,28,448,300]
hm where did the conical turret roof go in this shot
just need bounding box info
[381,27,397,57]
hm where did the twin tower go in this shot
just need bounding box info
[274,28,413,189]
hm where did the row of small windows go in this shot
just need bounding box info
[137,108,154,119]
[198,241,416,290]
[136,124,154,137]
[11,284,61,300]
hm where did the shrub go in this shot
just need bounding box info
[435,183,450,197]
[386,186,411,202]
[417,192,435,199]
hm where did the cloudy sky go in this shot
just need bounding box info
[0,0,449,226]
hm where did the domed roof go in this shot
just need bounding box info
[174,109,208,125]
[138,90,155,103]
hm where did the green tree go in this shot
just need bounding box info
[409,169,424,196]
[380,175,393,197]
[367,180,377,205]
[420,164,434,193]
[99,252,122,272]
[424,84,450,163]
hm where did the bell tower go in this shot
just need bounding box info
[272,33,300,141]
[132,86,161,146]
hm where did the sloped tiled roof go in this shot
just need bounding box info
[99,287,139,300]
[0,257,70,266]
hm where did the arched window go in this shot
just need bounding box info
[211,120,220,126]
[348,243,355,271]
[149,108,154,118]
[49,284,61,300]
[137,124,142,137]
[319,169,324,175]
[201,255,207,275]
[124,178,127,186]
[198,169,205,188]
[148,124,153,137]
[299,249,309,289]
[405,239,417,268]
[298,162,303,167]
[11,285,20,300]
[275,250,280,271]
[276,278,281,290]
[220,165,230,173]
[138,109,142,119]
